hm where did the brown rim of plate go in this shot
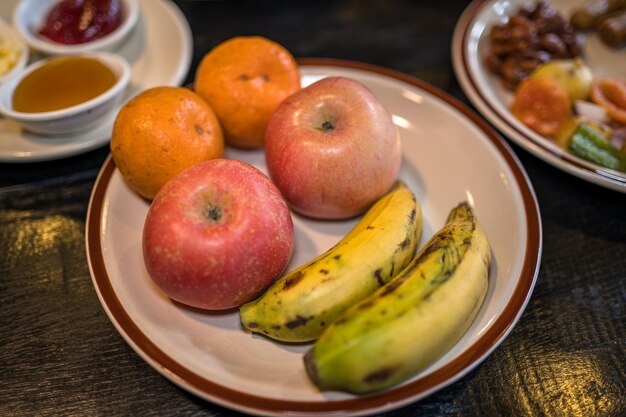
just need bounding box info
[457,0,626,187]
[86,58,542,416]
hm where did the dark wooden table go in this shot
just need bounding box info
[1,1,625,416]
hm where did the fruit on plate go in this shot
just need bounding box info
[194,36,301,148]
[529,59,593,102]
[512,77,572,137]
[142,159,295,310]
[554,116,612,148]
[239,181,421,342]
[264,76,402,219]
[111,86,224,200]
[303,202,491,394]
[590,78,626,125]
[567,123,626,172]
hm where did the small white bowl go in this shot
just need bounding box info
[0,52,131,135]
[0,16,28,84]
[12,0,139,56]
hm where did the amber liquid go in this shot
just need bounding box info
[12,57,117,113]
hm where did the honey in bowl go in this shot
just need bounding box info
[12,56,117,113]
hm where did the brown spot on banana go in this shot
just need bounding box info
[282,270,303,290]
[334,317,348,326]
[409,208,416,222]
[421,233,451,256]
[363,366,398,384]
[285,315,312,329]
[374,268,384,286]
[380,276,406,296]
[398,237,411,250]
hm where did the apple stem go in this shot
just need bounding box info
[320,121,335,132]
[204,205,222,222]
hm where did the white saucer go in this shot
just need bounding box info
[0,0,192,163]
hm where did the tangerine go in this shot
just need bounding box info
[194,36,300,148]
[110,86,224,199]
[512,77,571,138]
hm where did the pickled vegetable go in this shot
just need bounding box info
[555,117,612,148]
[568,124,626,171]
[512,77,572,137]
[529,58,593,101]
[590,78,626,125]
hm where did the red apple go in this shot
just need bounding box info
[264,76,401,219]
[142,159,295,310]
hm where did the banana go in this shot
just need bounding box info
[303,202,491,394]
[239,180,422,342]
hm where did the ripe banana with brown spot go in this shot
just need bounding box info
[239,180,422,342]
[303,202,491,393]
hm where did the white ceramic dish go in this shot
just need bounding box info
[0,16,28,84]
[452,0,626,193]
[0,0,192,162]
[86,60,542,416]
[0,52,131,135]
[12,0,139,55]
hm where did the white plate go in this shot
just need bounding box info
[452,0,626,193]
[0,0,192,162]
[86,60,542,416]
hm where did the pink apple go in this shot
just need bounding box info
[142,159,295,310]
[264,76,402,219]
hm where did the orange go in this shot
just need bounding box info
[110,86,224,200]
[194,36,300,148]
[512,77,571,138]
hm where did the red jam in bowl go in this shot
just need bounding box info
[38,0,123,45]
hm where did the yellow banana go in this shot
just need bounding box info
[239,180,422,342]
[303,202,491,393]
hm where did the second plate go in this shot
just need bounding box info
[452,0,626,192]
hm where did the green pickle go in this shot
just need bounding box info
[568,124,626,172]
